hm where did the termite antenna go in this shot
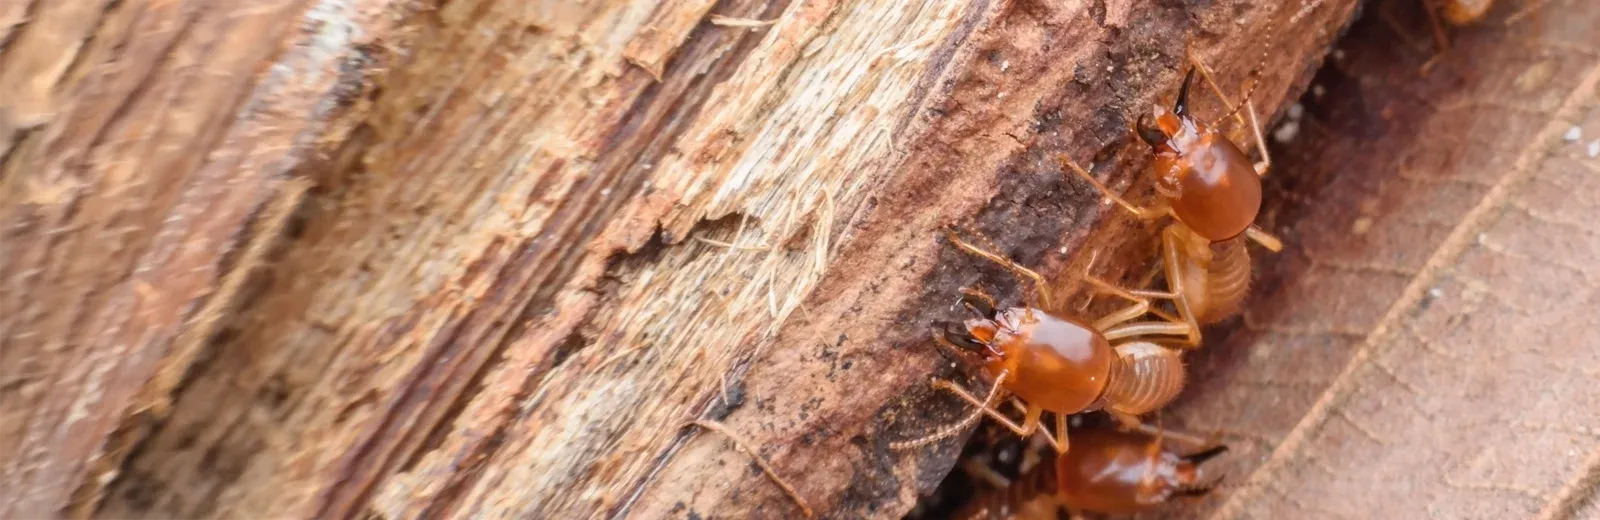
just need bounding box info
[1209,66,1263,128]
[689,419,815,518]
[891,372,1012,450]
[1209,19,1272,127]
[1175,482,1219,498]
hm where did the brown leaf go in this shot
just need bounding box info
[1143,2,1600,519]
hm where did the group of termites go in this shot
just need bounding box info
[890,51,1276,516]
[886,1,1508,518]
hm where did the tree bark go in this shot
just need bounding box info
[0,1,1359,518]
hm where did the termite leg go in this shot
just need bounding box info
[1012,404,1067,454]
[1243,99,1272,176]
[1135,256,1166,292]
[1245,224,1284,252]
[1106,409,1145,430]
[1031,408,1064,453]
[892,371,1014,450]
[1055,413,1070,454]
[1185,49,1248,134]
[1138,424,1167,494]
[926,376,1057,450]
[1019,419,1052,471]
[1103,256,1185,319]
[1125,257,1191,324]
[1420,0,1452,74]
[1378,0,1437,53]
[1157,227,1205,347]
[1101,318,1196,343]
[1083,262,1200,347]
[943,227,1056,311]
[960,458,1015,489]
[961,225,1013,262]
[1129,422,1216,449]
[1061,154,1170,221]
[1080,276,1158,332]
[1146,306,1187,329]
[1102,319,1196,343]
[1084,275,1182,301]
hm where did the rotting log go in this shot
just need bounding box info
[0,1,1360,519]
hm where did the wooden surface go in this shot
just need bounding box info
[0,0,1363,518]
[1128,1,1600,518]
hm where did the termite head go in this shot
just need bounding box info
[940,291,1011,360]
[1056,429,1229,513]
[939,290,1061,367]
[941,321,999,357]
[942,302,1117,414]
[1135,68,1198,152]
[1135,67,1264,241]
[1171,444,1229,495]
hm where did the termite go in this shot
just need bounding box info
[956,426,1228,519]
[1416,0,1493,73]
[1065,56,1283,347]
[892,229,1192,454]
[1436,0,1495,25]
[1410,0,1548,73]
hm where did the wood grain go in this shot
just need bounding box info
[0,0,1363,518]
[0,0,389,517]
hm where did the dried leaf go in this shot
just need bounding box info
[1150,3,1600,519]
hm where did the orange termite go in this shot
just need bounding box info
[892,229,1192,454]
[1437,0,1496,25]
[1416,0,1494,73]
[1414,0,1550,73]
[1066,57,1282,347]
[956,427,1228,519]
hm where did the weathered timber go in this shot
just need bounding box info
[0,0,1360,518]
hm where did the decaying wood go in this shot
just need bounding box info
[0,0,1361,518]
[1143,2,1600,518]
[0,0,391,517]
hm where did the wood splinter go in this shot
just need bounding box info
[688,419,815,518]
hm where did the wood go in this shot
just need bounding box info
[0,0,1360,518]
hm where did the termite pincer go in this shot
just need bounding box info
[892,229,1191,454]
[1066,55,1283,347]
[957,427,1228,519]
